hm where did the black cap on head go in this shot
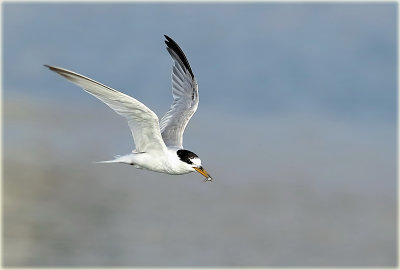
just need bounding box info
[177,149,198,165]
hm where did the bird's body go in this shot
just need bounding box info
[45,35,212,181]
[101,148,190,175]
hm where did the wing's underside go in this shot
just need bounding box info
[44,65,167,153]
[160,35,199,149]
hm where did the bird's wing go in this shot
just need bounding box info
[45,65,167,153]
[160,35,199,149]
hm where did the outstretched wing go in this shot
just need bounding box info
[160,35,199,149]
[45,65,167,153]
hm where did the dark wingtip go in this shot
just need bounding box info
[164,35,194,78]
[163,34,173,46]
[44,64,57,71]
[44,65,64,75]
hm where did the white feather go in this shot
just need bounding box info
[44,65,167,154]
[160,36,199,149]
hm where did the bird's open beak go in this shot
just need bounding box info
[194,167,213,181]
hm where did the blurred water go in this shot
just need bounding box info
[3,2,397,267]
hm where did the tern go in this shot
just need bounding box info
[45,35,212,181]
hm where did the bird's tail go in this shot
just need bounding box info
[94,155,124,164]
[95,160,119,164]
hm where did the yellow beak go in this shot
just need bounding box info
[194,167,213,181]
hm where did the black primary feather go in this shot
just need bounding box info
[164,35,194,79]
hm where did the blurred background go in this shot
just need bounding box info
[2,2,397,267]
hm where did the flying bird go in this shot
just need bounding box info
[45,35,212,181]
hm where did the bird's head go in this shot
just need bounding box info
[177,149,212,181]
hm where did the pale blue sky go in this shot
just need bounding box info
[3,3,397,122]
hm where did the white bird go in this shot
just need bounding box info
[45,35,212,181]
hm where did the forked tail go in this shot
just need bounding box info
[94,154,135,165]
[95,155,123,164]
[95,160,120,164]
